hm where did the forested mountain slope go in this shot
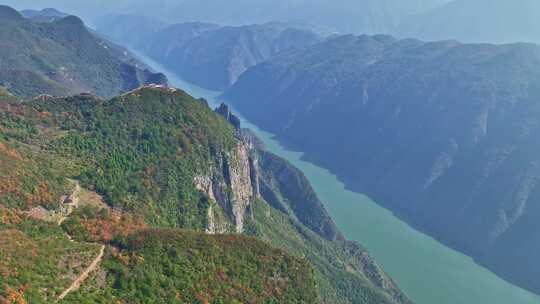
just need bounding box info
[0,5,166,98]
[0,85,409,304]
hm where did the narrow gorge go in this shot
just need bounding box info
[132,51,540,304]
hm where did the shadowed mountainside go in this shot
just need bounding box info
[225,34,540,295]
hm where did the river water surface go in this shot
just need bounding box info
[136,51,540,304]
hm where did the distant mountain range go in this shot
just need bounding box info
[111,0,449,34]
[0,5,166,98]
[224,34,540,295]
[98,18,321,90]
[11,0,540,45]
[115,0,540,45]
[1,0,449,35]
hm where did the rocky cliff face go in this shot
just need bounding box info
[209,105,409,303]
[208,102,342,238]
[200,108,343,237]
[193,104,257,233]
[225,34,540,294]
[196,141,258,233]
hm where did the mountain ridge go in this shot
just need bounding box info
[0,5,22,19]
[97,18,322,90]
[224,33,540,295]
[0,5,167,98]
[0,84,409,303]
[20,7,69,22]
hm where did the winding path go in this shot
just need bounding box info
[56,245,106,302]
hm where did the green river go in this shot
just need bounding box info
[136,51,540,304]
